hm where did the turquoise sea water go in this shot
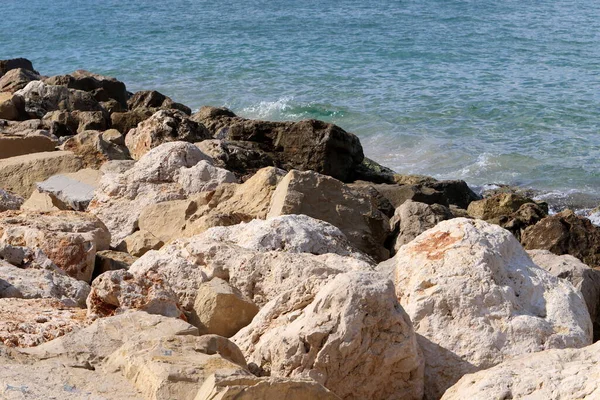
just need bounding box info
[2,0,600,208]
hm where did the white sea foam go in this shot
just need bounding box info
[240,97,296,120]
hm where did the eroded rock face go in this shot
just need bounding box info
[0,68,41,93]
[0,189,23,211]
[62,130,130,168]
[441,342,600,400]
[522,210,600,268]
[45,70,129,108]
[391,218,593,399]
[268,170,390,261]
[125,109,210,160]
[233,272,424,400]
[0,210,110,283]
[128,90,191,115]
[196,139,276,178]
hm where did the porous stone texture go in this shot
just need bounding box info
[268,169,390,261]
[36,168,102,211]
[391,218,593,399]
[117,230,164,257]
[441,341,600,400]
[233,272,424,400]
[104,335,248,400]
[177,160,237,195]
[0,298,87,347]
[87,269,184,320]
[0,189,23,211]
[0,135,57,159]
[125,109,210,160]
[88,141,214,246]
[0,150,83,198]
[0,259,90,307]
[522,209,600,268]
[190,278,259,337]
[529,249,600,341]
[0,210,110,283]
[62,129,131,168]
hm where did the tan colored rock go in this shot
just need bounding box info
[0,68,41,93]
[0,210,110,282]
[62,130,130,168]
[268,170,390,261]
[21,189,70,211]
[94,250,137,276]
[441,341,600,400]
[190,278,259,337]
[467,192,535,220]
[391,218,592,399]
[0,150,83,197]
[0,298,87,348]
[0,91,19,120]
[178,160,237,195]
[117,229,164,257]
[233,272,424,400]
[196,371,341,400]
[0,135,57,159]
[0,188,23,211]
[104,335,248,400]
[35,168,102,211]
[102,128,125,145]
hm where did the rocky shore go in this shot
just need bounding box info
[0,58,599,399]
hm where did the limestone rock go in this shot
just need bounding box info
[441,342,600,400]
[0,150,83,197]
[0,92,20,120]
[0,210,110,282]
[0,189,23,211]
[233,272,424,400]
[190,278,259,337]
[268,170,390,261]
[178,160,237,195]
[62,129,131,168]
[100,159,136,175]
[125,109,210,160]
[0,259,90,307]
[87,269,184,320]
[522,209,600,268]
[21,189,70,212]
[391,218,593,399]
[102,128,125,145]
[117,230,164,257]
[529,249,600,341]
[0,68,41,93]
[0,298,87,347]
[36,168,102,211]
[104,335,248,400]
[0,135,57,159]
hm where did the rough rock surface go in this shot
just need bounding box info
[45,69,129,108]
[0,58,37,77]
[0,92,20,120]
[111,108,153,134]
[117,230,164,257]
[0,68,41,93]
[391,218,593,399]
[127,90,191,114]
[94,250,138,278]
[0,210,110,283]
[268,170,389,261]
[441,341,600,400]
[0,298,87,347]
[0,135,57,159]
[125,109,210,160]
[233,272,424,400]
[0,189,23,211]
[195,139,276,178]
[36,168,102,211]
[177,160,237,195]
[522,209,600,268]
[62,129,130,168]
[0,150,83,197]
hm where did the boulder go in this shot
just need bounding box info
[522,210,600,268]
[0,298,87,347]
[0,135,57,159]
[177,160,237,195]
[389,200,453,254]
[0,210,110,282]
[94,250,137,278]
[0,150,83,197]
[427,179,480,209]
[0,259,90,307]
[0,58,37,77]
[87,269,184,320]
[21,189,70,212]
[128,90,191,114]
[45,70,128,108]
[0,188,23,211]
[195,139,276,178]
[441,341,600,400]
[351,181,449,208]
[104,335,248,400]
[345,181,396,218]
[0,92,20,120]
[23,311,198,365]
[36,168,102,211]
[233,272,425,400]
[0,68,41,93]
[190,278,259,337]
[117,230,164,257]
[71,110,109,132]
[110,108,153,134]
[62,130,130,168]
[193,106,364,182]
[88,141,213,246]
[268,170,390,261]
[102,128,125,145]
[125,109,210,160]
[529,249,600,341]
[391,218,592,399]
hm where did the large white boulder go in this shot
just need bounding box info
[390,218,592,399]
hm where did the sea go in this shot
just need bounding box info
[2,0,600,215]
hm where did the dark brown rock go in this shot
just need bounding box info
[110,109,153,134]
[428,180,481,209]
[44,70,129,108]
[0,58,37,78]
[128,90,191,115]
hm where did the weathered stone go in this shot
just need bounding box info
[0,210,110,282]
[345,181,396,218]
[102,128,125,145]
[353,181,449,208]
[389,200,453,254]
[0,151,83,198]
[0,298,87,347]
[0,68,41,93]
[195,139,276,178]
[427,179,481,209]
[71,110,108,132]
[125,109,210,160]
[178,160,237,195]
[21,189,70,212]
[268,170,390,261]
[128,90,191,114]
[0,188,23,211]
[100,159,136,175]
[0,92,20,120]
[87,269,184,319]
[467,193,535,220]
[45,70,129,108]
[522,210,600,268]
[0,58,37,77]
[351,156,397,184]
[391,218,592,399]
[110,108,153,134]
[117,230,164,257]
[104,335,248,400]
[94,250,137,278]
[62,130,130,169]
[36,168,102,211]
[190,278,259,337]
[0,135,57,159]
[42,109,78,136]
[233,272,424,400]
[441,341,600,400]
